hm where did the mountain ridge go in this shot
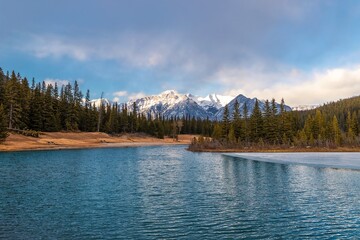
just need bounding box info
[92,90,291,120]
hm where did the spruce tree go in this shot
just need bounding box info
[29,84,43,131]
[5,71,22,129]
[263,100,272,143]
[222,105,230,139]
[269,98,279,144]
[332,115,341,146]
[212,123,222,140]
[42,86,56,131]
[243,102,249,143]
[232,99,242,141]
[249,99,263,142]
[0,68,5,108]
[0,104,8,142]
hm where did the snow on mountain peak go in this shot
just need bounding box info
[92,90,292,120]
[160,89,178,95]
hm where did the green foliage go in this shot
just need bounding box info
[0,104,8,142]
[222,105,230,138]
[212,123,222,140]
[192,95,360,150]
[249,99,263,142]
[2,66,360,146]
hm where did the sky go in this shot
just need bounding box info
[1,0,360,106]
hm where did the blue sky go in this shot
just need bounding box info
[1,0,360,105]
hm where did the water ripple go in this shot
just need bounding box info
[1,146,360,239]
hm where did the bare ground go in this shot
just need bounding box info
[0,132,196,152]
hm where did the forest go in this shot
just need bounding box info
[190,95,360,151]
[1,68,360,150]
[0,68,211,142]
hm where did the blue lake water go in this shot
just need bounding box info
[1,146,360,239]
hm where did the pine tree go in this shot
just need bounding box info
[222,105,230,139]
[243,102,249,143]
[346,111,355,143]
[5,71,22,129]
[0,68,5,104]
[351,112,359,136]
[263,100,272,143]
[106,104,119,133]
[228,125,236,143]
[42,85,56,131]
[29,84,43,131]
[249,99,263,142]
[0,104,8,142]
[130,102,138,132]
[157,120,165,139]
[212,123,222,140]
[332,115,341,146]
[232,99,242,141]
[269,98,279,144]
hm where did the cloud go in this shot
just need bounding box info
[43,78,70,87]
[221,65,360,106]
[28,36,89,61]
[128,92,146,101]
[24,34,182,68]
[112,90,146,102]
[10,1,360,107]
[113,91,128,97]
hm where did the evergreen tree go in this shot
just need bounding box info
[212,123,222,140]
[222,105,230,139]
[5,71,22,129]
[29,84,43,131]
[106,104,119,133]
[269,98,279,143]
[0,104,8,142]
[263,100,272,142]
[249,99,263,142]
[228,125,236,143]
[42,85,56,131]
[0,68,5,104]
[332,115,341,146]
[232,99,242,141]
[19,77,31,129]
[243,102,249,143]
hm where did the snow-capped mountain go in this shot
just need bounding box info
[92,90,292,120]
[214,94,292,120]
[127,90,211,119]
[90,98,111,108]
[188,93,233,114]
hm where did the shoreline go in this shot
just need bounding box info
[187,147,360,153]
[1,142,189,153]
[0,132,194,153]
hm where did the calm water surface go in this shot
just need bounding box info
[1,146,360,239]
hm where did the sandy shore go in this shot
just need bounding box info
[0,132,195,152]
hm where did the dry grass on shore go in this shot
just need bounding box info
[0,132,196,152]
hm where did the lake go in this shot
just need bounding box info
[1,146,360,239]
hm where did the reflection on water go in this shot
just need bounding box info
[1,146,360,239]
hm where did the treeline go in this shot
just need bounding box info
[190,96,360,151]
[0,68,210,142]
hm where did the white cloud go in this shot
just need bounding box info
[24,34,183,69]
[220,65,360,106]
[29,36,88,61]
[127,92,146,101]
[113,91,128,97]
[43,78,69,87]
[112,91,146,102]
